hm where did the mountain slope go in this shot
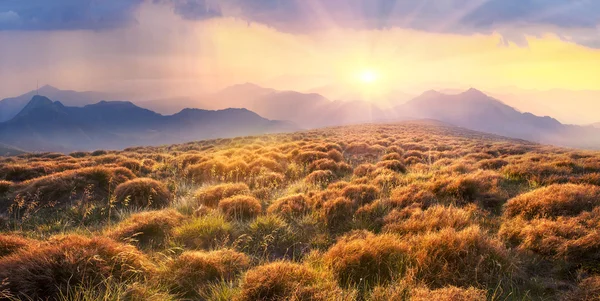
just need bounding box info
[397,89,600,149]
[0,96,298,152]
[0,143,26,156]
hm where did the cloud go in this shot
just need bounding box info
[0,0,598,47]
[168,0,600,47]
[462,0,600,29]
[0,10,19,25]
[157,0,222,20]
[0,0,143,30]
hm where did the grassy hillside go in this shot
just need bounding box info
[0,122,599,300]
[0,143,25,157]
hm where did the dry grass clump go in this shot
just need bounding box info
[186,160,228,183]
[381,152,403,161]
[295,151,329,165]
[251,171,285,189]
[308,158,337,173]
[327,149,344,162]
[499,210,600,270]
[161,249,250,298]
[341,184,380,206]
[354,199,392,232]
[237,215,296,260]
[368,283,487,301]
[236,261,339,301]
[267,194,311,219]
[173,214,232,250]
[564,276,600,301]
[0,164,52,182]
[372,169,403,193]
[10,166,135,208]
[107,209,184,249]
[376,160,407,173]
[410,226,519,289]
[432,170,509,209]
[504,184,600,220]
[0,234,34,258]
[305,170,335,187]
[353,163,376,177]
[477,158,509,170]
[322,197,356,234]
[194,183,251,208]
[501,161,573,185]
[114,178,171,209]
[218,195,262,220]
[324,232,411,288]
[384,205,479,234]
[500,184,600,273]
[410,286,487,301]
[389,183,437,208]
[0,235,153,300]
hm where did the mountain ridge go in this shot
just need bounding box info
[397,89,599,149]
[0,96,298,152]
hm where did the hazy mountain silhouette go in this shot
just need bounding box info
[0,96,298,152]
[396,89,600,149]
[307,84,414,108]
[489,89,600,125]
[139,83,393,128]
[0,85,121,122]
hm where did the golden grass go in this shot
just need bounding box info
[0,234,34,258]
[218,195,262,221]
[0,235,153,300]
[114,178,172,209]
[2,123,600,300]
[173,214,232,250]
[324,231,411,289]
[193,183,251,208]
[504,184,600,220]
[409,226,520,289]
[161,249,250,298]
[106,209,184,249]
[236,261,339,301]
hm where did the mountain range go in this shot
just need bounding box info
[137,83,392,129]
[0,96,296,152]
[0,85,122,123]
[395,88,600,149]
[1,85,600,152]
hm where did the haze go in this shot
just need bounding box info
[1,0,600,124]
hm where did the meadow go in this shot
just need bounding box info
[0,121,599,300]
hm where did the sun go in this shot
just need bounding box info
[358,69,379,84]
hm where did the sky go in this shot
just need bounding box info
[0,0,599,122]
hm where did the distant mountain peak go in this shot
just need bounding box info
[37,85,61,94]
[461,88,488,98]
[14,95,65,118]
[28,95,53,106]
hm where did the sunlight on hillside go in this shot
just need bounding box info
[1,123,600,300]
